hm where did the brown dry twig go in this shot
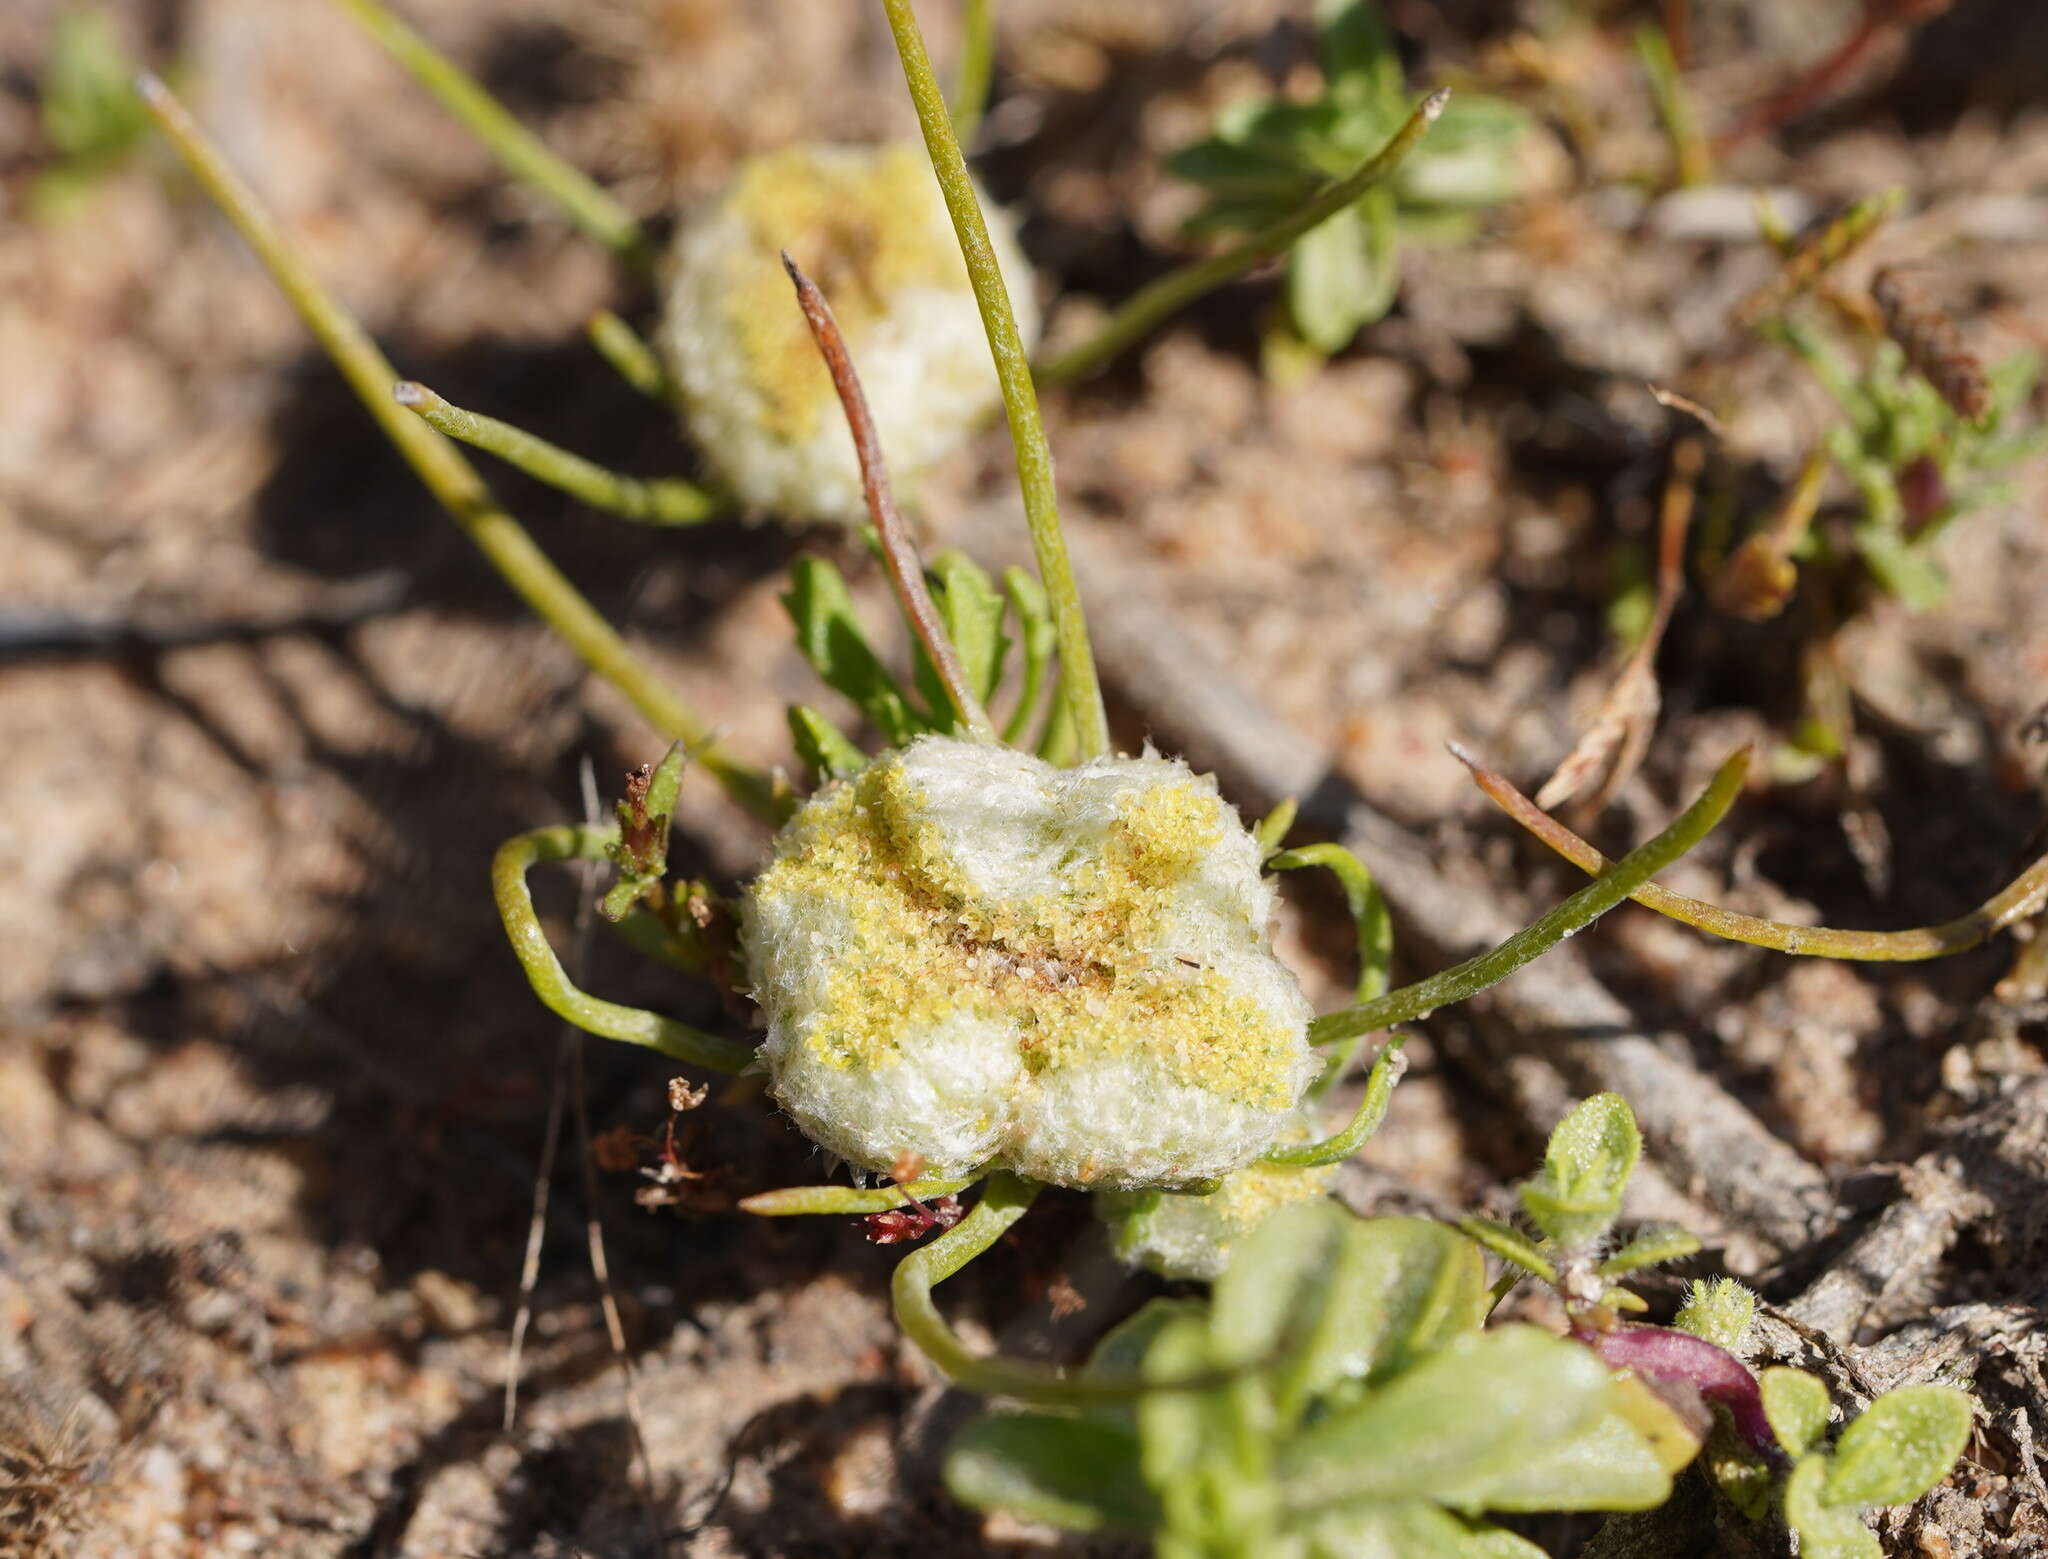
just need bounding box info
[1872,266,1992,422]
[1713,0,1957,156]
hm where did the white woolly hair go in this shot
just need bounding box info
[743,737,1319,1190]
[659,142,1040,526]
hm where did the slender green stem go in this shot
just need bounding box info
[740,1174,981,1216]
[329,0,654,272]
[587,309,676,405]
[394,381,724,527]
[1634,24,1711,188]
[493,825,756,1071]
[1457,745,2048,961]
[1309,747,1751,1048]
[880,0,1110,761]
[892,1173,1278,1402]
[1264,1037,1405,1168]
[1035,88,1449,386]
[137,75,779,823]
[1271,841,1393,1095]
[950,0,997,144]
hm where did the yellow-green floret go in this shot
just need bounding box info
[741,737,1318,1189]
[659,142,1041,526]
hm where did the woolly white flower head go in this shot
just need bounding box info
[659,142,1040,526]
[741,736,1319,1190]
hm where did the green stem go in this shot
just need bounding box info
[892,1173,1273,1403]
[395,381,725,526]
[1309,747,1751,1049]
[493,825,757,1071]
[880,0,1110,761]
[1270,841,1393,1097]
[1035,89,1449,386]
[1263,1037,1404,1168]
[1458,745,2048,961]
[137,75,779,824]
[586,309,676,405]
[740,1174,981,1216]
[950,0,997,144]
[329,0,654,272]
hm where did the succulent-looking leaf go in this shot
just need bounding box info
[944,1413,1156,1533]
[1278,1326,1616,1513]
[1759,1367,1832,1459]
[1784,1456,1882,1559]
[1822,1384,1974,1510]
[1307,1501,1548,1559]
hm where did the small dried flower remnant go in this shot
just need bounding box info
[661,142,1040,525]
[743,736,1318,1189]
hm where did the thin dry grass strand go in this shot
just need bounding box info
[1458,746,2048,961]
[781,254,996,740]
[1536,437,1699,813]
[569,759,666,1547]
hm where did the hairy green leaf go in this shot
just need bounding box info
[1521,1092,1640,1248]
[1598,1225,1701,1278]
[914,550,1010,720]
[1760,1367,1832,1459]
[1784,1456,1882,1559]
[1456,1216,1555,1282]
[1823,1384,1973,1510]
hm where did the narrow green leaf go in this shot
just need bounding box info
[913,550,1010,720]
[1823,1384,1974,1510]
[945,1413,1156,1532]
[1598,1225,1701,1278]
[1279,1326,1612,1512]
[1455,1216,1556,1283]
[1000,565,1057,746]
[1760,1367,1833,1459]
[1315,0,1403,109]
[1784,1456,1883,1559]
[780,556,929,745]
[786,705,867,785]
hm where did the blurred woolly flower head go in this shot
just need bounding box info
[742,736,1318,1190]
[660,141,1039,525]
[1097,1130,1338,1280]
